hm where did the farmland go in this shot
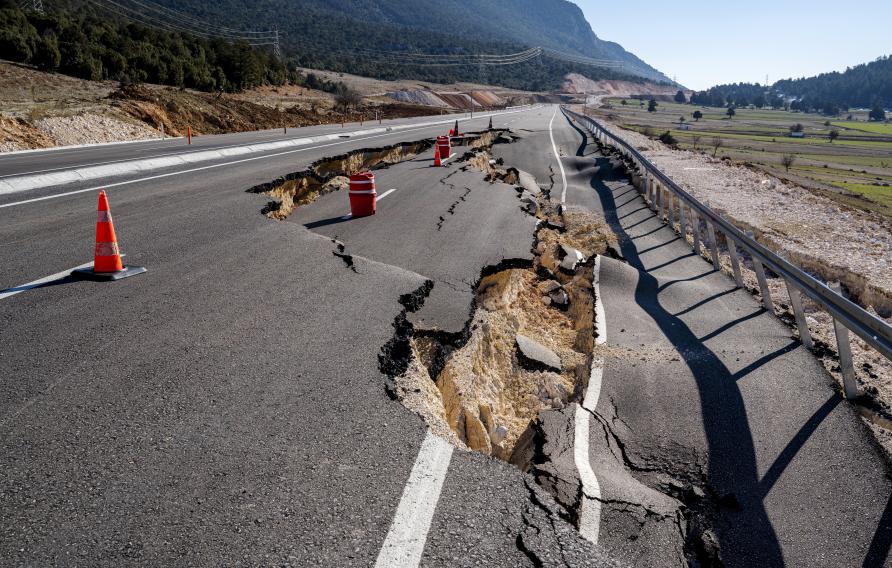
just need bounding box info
[593,98,892,216]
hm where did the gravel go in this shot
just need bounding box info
[34,113,159,147]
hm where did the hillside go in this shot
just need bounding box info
[693,55,891,111]
[80,0,670,87]
[773,55,892,109]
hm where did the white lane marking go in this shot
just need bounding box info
[0,133,320,179]
[377,188,398,201]
[0,108,540,210]
[0,106,540,197]
[575,368,603,544]
[593,255,607,346]
[0,261,93,301]
[574,254,607,544]
[375,431,453,568]
[548,106,569,204]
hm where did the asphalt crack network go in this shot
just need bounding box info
[436,186,473,231]
[331,239,358,273]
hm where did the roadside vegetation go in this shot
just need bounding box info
[601,97,892,217]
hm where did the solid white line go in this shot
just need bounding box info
[573,254,607,544]
[548,106,569,204]
[374,431,453,568]
[0,107,540,210]
[0,261,93,301]
[593,255,607,346]
[0,106,540,197]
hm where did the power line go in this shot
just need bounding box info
[87,0,278,45]
[20,0,44,14]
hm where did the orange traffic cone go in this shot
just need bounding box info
[72,191,147,281]
[433,143,442,167]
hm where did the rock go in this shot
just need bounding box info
[606,242,624,260]
[516,334,562,372]
[491,425,508,445]
[541,296,552,306]
[536,266,556,280]
[549,289,569,309]
[516,170,541,195]
[545,220,565,232]
[538,280,562,294]
[462,408,491,453]
[559,245,586,272]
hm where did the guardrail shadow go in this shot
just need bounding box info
[591,171,785,565]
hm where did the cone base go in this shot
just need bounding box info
[72,265,147,281]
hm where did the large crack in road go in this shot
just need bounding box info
[244,124,651,565]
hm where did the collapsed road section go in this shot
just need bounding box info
[244,125,643,564]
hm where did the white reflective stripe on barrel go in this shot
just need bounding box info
[349,190,377,195]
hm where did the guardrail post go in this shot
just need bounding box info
[726,235,744,288]
[746,231,774,312]
[647,176,656,210]
[829,282,859,399]
[706,220,721,270]
[785,280,814,350]
[690,209,701,255]
[658,185,667,222]
[678,197,686,238]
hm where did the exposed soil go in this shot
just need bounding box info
[0,60,442,152]
[247,139,435,219]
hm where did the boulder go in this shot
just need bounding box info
[516,334,562,372]
[559,245,586,272]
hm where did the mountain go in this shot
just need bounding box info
[153,0,671,85]
[1,0,670,93]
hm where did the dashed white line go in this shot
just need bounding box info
[378,188,398,201]
[548,106,569,204]
[0,261,93,301]
[374,431,453,568]
[338,188,397,220]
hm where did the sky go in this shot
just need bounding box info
[574,0,890,90]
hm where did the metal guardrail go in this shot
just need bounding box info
[564,107,892,398]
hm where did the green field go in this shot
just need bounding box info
[832,121,892,135]
[595,98,892,217]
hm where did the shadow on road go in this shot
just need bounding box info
[304,215,354,229]
[864,493,892,568]
[592,168,786,565]
[0,275,79,297]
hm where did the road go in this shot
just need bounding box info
[1,105,890,567]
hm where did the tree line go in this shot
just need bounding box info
[687,56,890,118]
[0,1,295,91]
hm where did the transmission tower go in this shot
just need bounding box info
[273,25,281,60]
[22,0,44,13]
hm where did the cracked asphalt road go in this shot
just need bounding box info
[559,119,892,567]
[0,106,623,566]
[4,104,888,567]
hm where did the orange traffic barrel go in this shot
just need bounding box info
[72,190,147,281]
[436,135,451,159]
[348,172,377,217]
